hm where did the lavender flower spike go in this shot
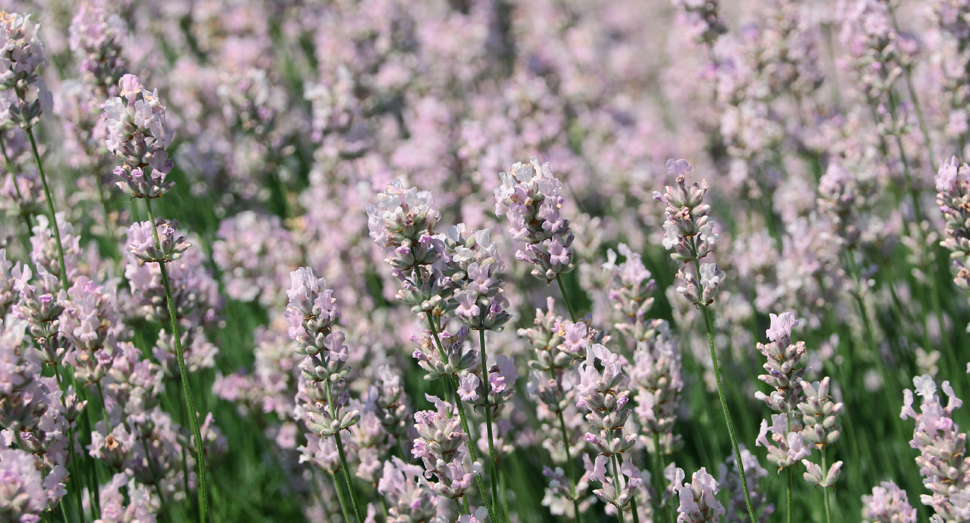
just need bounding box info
[494,157,576,282]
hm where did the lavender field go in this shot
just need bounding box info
[1,0,969,522]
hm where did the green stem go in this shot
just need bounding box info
[650,433,671,523]
[822,450,832,523]
[424,313,497,523]
[144,198,209,523]
[52,367,85,521]
[329,470,353,523]
[699,304,757,523]
[556,275,578,322]
[611,455,625,522]
[786,466,793,523]
[324,380,364,523]
[557,409,582,522]
[630,492,641,523]
[478,328,500,521]
[26,128,68,288]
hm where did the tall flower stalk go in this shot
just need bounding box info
[285,267,364,522]
[102,74,209,522]
[367,180,497,521]
[655,159,757,523]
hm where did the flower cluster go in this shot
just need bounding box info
[861,480,917,523]
[286,267,360,439]
[378,457,441,522]
[719,447,773,523]
[674,466,725,523]
[412,395,476,500]
[603,243,659,345]
[367,180,445,313]
[68,4,126,98]
[0,11,50,128]
[102,74,175,195]
[443,225,511,331]
[630,322,683,456]
[576,344,638,509]
[655,159,724,306]
[900,375,970,520]
[936,157,970,290]
[494,157,576,282]
[798,377,844,488]
[754,312,809,471]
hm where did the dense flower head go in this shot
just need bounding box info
[97,473,159,523]
[676,466,725,523]
[412,325,477,381]
[285,267,341,356]
[0,448,46,522]
[631,324,683,455]
[412,395,476,500]
[900,375,970,520]
[862,480,918,523]
[494,157,576,282]
[937,157,970,291]
[126,219,190,263]
[756,413,811,472]
[586,454,645,510]
[577,344,636,457]
[603,243,658,344]
[378,456,441,523]
[68,4,126,98]
[755,311,808,415]
[367,179,441,255]
[0,11,49,128]
[443,225,511,330]
[102,74,175,178]
[212,211,300,308]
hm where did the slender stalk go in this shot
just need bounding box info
[786,466,793,523]
[822,450,832,523]
[143,199,209,523]
[629,492,641,523]
[478,328,501,520]
[557,409,582,522]
[26,128,67,288]
[886,2,937,169]
[324,380,364,523]
[698,302,757,523]
[139,432,169,510]
[329,470,353,523]
[52,366,85,520]
[556,275,577,322]
[94,381,111,431]
[424,313,497,522]
[786,414,793,523]
[610,455,625,522]
[650,433,672,523]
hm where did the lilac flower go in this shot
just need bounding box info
[936,157,970,291]
[97,473,159,523]
[102,74,175,182]
[0,448,46,522]
[657,159,724,306]
[68,4,126,98]
[603,243,658,345]
[631,323,683,455]
[676,466,725,523]
[798,377,844,488]
[862,481,917,523]
[0,12,50,129]
[443,225,511,331]
[412,395,477,500]
[378,457,441,523]
[30,213,81,283]
[900,375,970,520]
[494,157,576,282]
[755,414,811,471]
